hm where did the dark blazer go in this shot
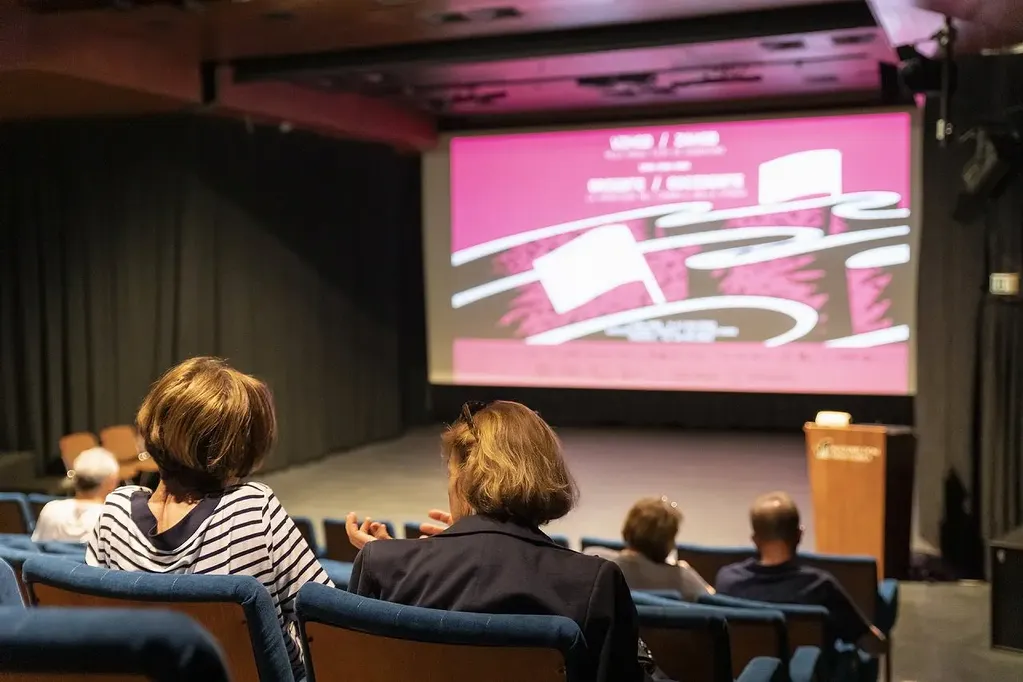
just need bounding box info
[349,514,644,682]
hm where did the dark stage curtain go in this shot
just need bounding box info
[978,175,1023,542]
[914,54,1023,574]
[973,54,1023,544]
[0,115,423,474]
[913,101,986,571]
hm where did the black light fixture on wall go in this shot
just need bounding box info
[896,16,958,146]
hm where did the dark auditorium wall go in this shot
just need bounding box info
[0,115,426,474]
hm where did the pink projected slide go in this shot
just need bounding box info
[446,112,914,395]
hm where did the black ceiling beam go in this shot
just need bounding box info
[230,1,876,82]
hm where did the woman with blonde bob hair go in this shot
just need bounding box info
[346,400,648,682]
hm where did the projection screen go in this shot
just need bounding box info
[423,110,921,395]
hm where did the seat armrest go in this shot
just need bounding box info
[788,646,823,682]
[875,579,899,634]
[736,656,784,682]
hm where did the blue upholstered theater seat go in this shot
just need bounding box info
[27,493,62,525]
[22,555,294,682]
[636,603,783,682]
[0,558,24,606]
[701,592,879,681]
[675,542,899,637]
[0,606,230,681]
[579,536,625,552]
[292,515,323,557]
[0,493,33,535]
[296,581,588,682]
[0,533,37,552]
[37,540,88,558]
[0,544,46,604]
[323,517,395,563]
[549,534,572,548]
[319,558,354,589]
[633,591,822,682]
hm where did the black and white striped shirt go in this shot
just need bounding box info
[86,482,332,678]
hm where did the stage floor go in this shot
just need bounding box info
[260,427,1014,682]
[260,426,933,553]
[261,427,816,548]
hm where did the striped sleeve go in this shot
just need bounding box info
[85,502,112,567]
[263,493,333,673]
[265,493,333,609]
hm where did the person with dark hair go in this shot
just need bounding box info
[715,491,885,651]
[585,497,712,600]
[345,400,654,682]
[32,448,120,543]
[86,357,331,679]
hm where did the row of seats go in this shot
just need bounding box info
[294,516,570,563]
[0,492,62,535]
[580,537,899,634]
[1,554,787,682]
[60,426,159,480]
[586,537,897,682]
[0,519,895,681]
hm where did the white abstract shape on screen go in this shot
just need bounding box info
[525,295,819,347]
[844,244,911,269]
[532,224,666,315]
[758,149,843,205]
[824,325,910,348]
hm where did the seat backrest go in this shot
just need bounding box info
[292,516,320,555]
[59,432,100,471]
[319,559,354,589]
[799,552,878,622]
[98,425,140,464]
[698,593,828,656]
[0,494,33,535]
[297,582,584,682]
[23,556,293,682]
[0,546,39,605]
[714,607,788,675]
[323,518,394,563]
[632,593,786,678]
[579,537,625,552]
[0,558,24,606]
[636,604,734,682]
[0,606,229,682]
[28,494,63,525]
[676,542,880,622]
[676,543,757,587]
[549,535,571,548]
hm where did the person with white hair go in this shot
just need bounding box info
[32,447,120,543]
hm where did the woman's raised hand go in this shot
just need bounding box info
[345,511,393,550]
[417,509,453,538]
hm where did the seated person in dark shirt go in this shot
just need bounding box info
[715,491,885,653]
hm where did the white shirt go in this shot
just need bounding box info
[31,498,105,544]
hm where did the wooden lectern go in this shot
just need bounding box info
[804,422,916,579]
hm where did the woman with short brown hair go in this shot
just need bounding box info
[587,497,713,600]
[346,400,649,682]
[86,357,331,680]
